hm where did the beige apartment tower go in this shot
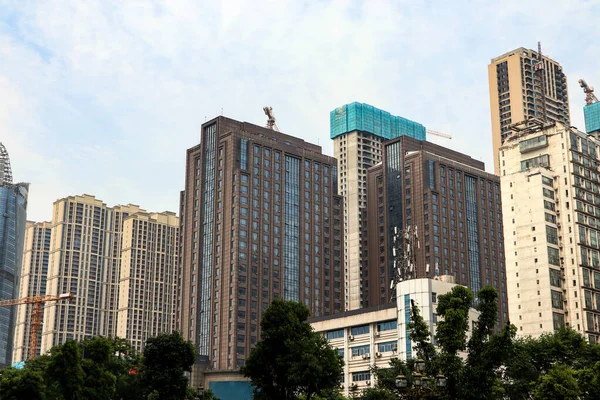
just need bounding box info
[330,103,426,310]
[500,120,600,342]
[117,212,179,353]
[38,194,178,355]
[489,46,569,173]
[13,221,51,361]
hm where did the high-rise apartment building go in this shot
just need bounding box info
[330,103,426,310]
[180,116,344,382]
[13,221,51,361]
[0,143,29,368]
[362,137,508,326]
[488,47,570,173]
[39,194,178,355]
[500,120,600,342]
[116,212,179,353]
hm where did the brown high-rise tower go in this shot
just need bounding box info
[179,116,344,382]
[362,136,509,327]
[488,47,569,174]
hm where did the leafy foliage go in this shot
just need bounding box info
[369,285,600,400]
[139,331,196,400]
[0,333,197,400]
[241,299,343,400]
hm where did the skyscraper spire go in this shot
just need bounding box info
[0,143,14,185]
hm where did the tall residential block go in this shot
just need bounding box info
[363,136,509,327]
[500,120,600,342]
[13,221,51,361]
[488,47,569,173]
[180,116,344,381]
[39,194,178,355]
[0,143,28,368]
[117,212,179,353]
[330,102,426,310]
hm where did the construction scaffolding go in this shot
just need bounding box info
[0,142,14,185]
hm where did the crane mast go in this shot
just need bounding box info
[579,79,599,105]
[263,106,280,132]
[0,293,74,360]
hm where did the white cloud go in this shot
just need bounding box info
[0,0,599,220]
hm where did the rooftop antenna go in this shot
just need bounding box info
[389,225,419,302]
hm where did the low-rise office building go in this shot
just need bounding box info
[310,276,479,397]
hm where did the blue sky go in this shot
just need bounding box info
[1,0,599,221]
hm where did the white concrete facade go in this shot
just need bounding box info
[13,221,51,362]
[500,122,600,342]
[116,212,179,353]
[39,194,180,355]
[333,131,383,310]
[311,277,478,397]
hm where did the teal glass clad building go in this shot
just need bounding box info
[584,102,600,134]
[0,183,28,368]
[330,102,426,141]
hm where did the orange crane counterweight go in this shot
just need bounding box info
[0,293,74,360]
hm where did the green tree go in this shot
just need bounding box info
[0,367,46,400]
[533,363,580,400]
[407,301,438,377]
[81,337,118,400]
[139,331,196,400]
[370,357,410,397]
[241,299,343,400]
[434,285,473,399]
[459,286,515,400]
[383,285,516,400]
[502,327,600,399]
[358,387,396,400]
[45,340,85,400]
[578,361,600,400]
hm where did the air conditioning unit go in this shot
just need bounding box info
[366,380,371,385]
[376,352,382,358]
[375,331,380,337]
[362,353,370,360]
[348,335,354,341]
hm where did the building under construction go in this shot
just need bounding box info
[488,45,570,173]
[581,79,600,135]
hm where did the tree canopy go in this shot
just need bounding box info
[241,299,343,400]
[0,332,202,400]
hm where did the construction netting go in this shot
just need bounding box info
[330,102,426,141]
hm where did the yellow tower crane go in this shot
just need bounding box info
[0,293,74,360]
[579,79,599,105]
[426,129,452,140]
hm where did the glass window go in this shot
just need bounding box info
[552,312,565,330]
[351,324,370,336]
[377,341,397,353]
[548,247,560,266]
[546,226,558,245]
[377,320,397,332]
[351,345,370,357]
[551,290,564,309]
[352,370,371,382]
